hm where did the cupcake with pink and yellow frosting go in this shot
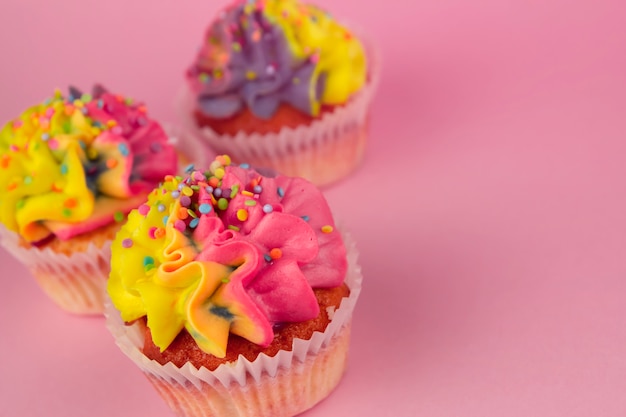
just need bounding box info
[179,0,379,186]
[106,155,362,417]
[0,86,178,314]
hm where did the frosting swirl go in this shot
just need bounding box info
[187,0,366,119]
[107,156,347,358]
[0,86,178,243]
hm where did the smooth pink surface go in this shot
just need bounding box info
[1,0,626,416]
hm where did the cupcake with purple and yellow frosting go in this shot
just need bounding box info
[106,155,362,416]
[0,86,178,314]
[180,0,379,186]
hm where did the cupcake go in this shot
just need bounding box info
[106,155,362,417]
[178,0,379,186]
[0,86,178,314]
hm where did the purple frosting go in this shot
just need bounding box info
[187,5,325,120]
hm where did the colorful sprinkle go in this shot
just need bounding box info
[321,225,334,233]
[264,254,272,262]
[189,218,200,228]
[269,248,282,259]
[122,238,133,248]
[236,209,248,221]
[174,219,186,232]
[301,215,310,222]
[217,198,229,210]
[185,164,195,173]
[199,203,212,214]
[118,143,129,157]
[253,185,262,194]
[182,186,194,197]
[64,198,77,208]
[148,227,158,239]
[138,204,150,216]
[262,204,273,213]
[244,200,257,206]
[157,204,166,212]
[277,187,285,197]
[48,139,59,150]
[106,158,118,169]
[114,211,125,222]
[180,195,191,207]
[227,225,240,231]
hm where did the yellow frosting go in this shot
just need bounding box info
[263,0,367,112]
[108,169,271,358]
[0,89,176,243]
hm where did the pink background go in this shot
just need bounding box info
[1,0,626,416]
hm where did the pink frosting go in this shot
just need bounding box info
[194,164,347,326]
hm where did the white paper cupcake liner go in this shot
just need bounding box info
[174,34,381,187]
[0,225,112,315]
[105,231,362,417]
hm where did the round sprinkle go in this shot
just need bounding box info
[122,238,133,248]
[301,215,310,222]
[62,208,72,217]
[118,143,129,156]
[182,186,194,197]
[269,248,282,259]
[205,186,214,194]
[143,256,154,267]
[264,254,272,262]
[177,207,189,219]
[253,185,262,194]
[262,204,273,213]
[23,176,33,185]
[213,188,223,198]
[217,198,229,210]
[214,167,225,179]
[277,187,285,197]
[174,219,186,232]
[240,163,250,169]
[187,209,198,219]
[48,139,59,150]
[114,211,124,222]
[148,227,158,239]
[171,190,180,198]
[41,133,50,141]
[199,203,212,214]
[189,218,200,228]
[236,209,248,221]
[106,158,118,169]
[138,204,150,216]
[321,225,334,233]
[154,228,166,239]
[157,204,166,212]
[180,195,191,207]
[64,198,77,208]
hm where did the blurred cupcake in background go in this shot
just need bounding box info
[0,85,178,314]
[178,0,379,186]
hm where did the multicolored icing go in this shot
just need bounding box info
[0,86,178,244]
[107,155,347,358]
[187,0,366,119]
